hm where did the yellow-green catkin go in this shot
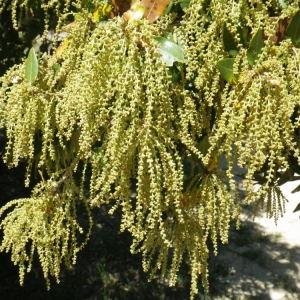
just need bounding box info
[1,0,300,299]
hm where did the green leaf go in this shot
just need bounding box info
[293,202,300,212]
[285,10,300,45]
[253,173,268,185]
[154,37,185,67]
[217,58,237,83]
[25,48,38,83]
[168,65,180,84]
[277,169,294,186]
[237,18,248,47]
[92,147,105,164]
[197,136,210,156]
[223,24,238,57]
[179,0,191,9]
[247,29,263,66]
[291,183,300,194]
[164,0,174,15]
[28,0,39,10]
[52,63,61,77]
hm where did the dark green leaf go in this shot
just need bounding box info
[25,47,38,84]
[253,173,268,185]
[223,24,238,57]
[168,65,180,84]
[154,37,185,67]
[247,29,263,66]
[285,10,300,45]
[217,58,237,83]
[197,136,210,156]
[237,20,248,47]
[277,169,294,186]
[183,174,201,193]
[291,184,300,194]
[28,0,39,10]
[293,202,300,212]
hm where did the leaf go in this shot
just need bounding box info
[25,47,38,84]
[223,23,238,57]
[253,173,268,185]
[154,37,185,66]
[207,152,221,173]
[124,5,145,23]
[293,202,300,212]
[179,0,191,10]
[291,184,300,194]
[93,4,113,22]
[164,0,174,15]
[277,169,294,186]
[52,63,60,77]
[141,0,170,23]
[168,65,180,84]
[247,28,264,66]
[28,0,39,11]
[279,0,287,8]
[55,39,70,56]
[197,136,210,156]
[285,10,300,45]
[109,0,131,18]
[237,18,248,47]
[217,58,237,83]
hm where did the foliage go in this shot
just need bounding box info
[1,0,300,299]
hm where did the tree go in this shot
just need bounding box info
[0,0,299,298]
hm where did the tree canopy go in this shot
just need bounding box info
[0,0,300,298]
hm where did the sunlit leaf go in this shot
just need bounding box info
[164,0,174,15]
[279,0,287,8]
[141,0,170,23]
[25,47,38,83]
[217,58,237,83]
[247,29,263,66]
[223,23,238,57]
[207,152,221,173]
[55,39,70,56]
[52,63,60,77]
[124,4,145,22]
[285,10,300,45]
[179,0,191,10]
[93,4,113,22]
[154,37,185,66]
